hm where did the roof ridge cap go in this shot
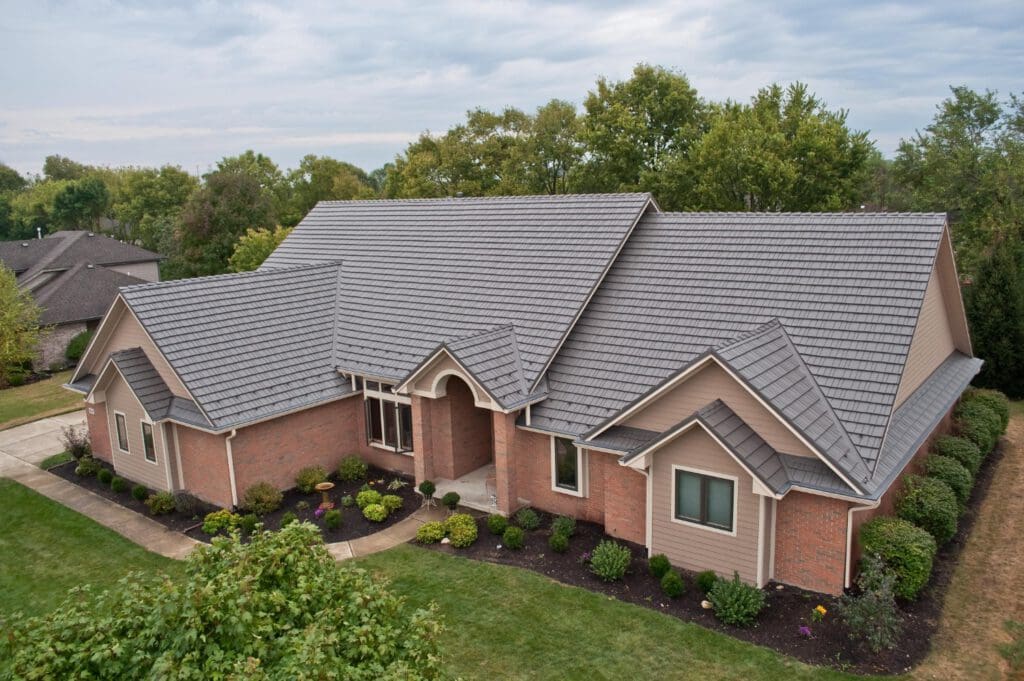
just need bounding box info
[316,192,652,206]
[123,260,344,293]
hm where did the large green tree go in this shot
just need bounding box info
[0,264,41,385]
[283,154,374,226]
[228,225,293,272]
[50,176,111,230]
[111,165,198,251]
[965,237,1024,397]
[215,150,288,219]
[42,154,89,181]
[0,163,26,193]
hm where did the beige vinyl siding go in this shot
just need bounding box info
[105,374,170,491]
[409,353,497,409]
[650,426,761,584]
[761,497,774,583]
[895,267,956,406]
[625,362,816,457]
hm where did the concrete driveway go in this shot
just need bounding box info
[0,411,86,476]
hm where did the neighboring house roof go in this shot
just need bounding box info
[0,231,160,280]
[34,264,148,325]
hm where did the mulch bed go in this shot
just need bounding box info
[51,459,419,543]
[421,440,1007,675]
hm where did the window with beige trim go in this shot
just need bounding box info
[673,467,734,532]
[551,437,587,497]
[363,381,413,453]
[142,421,156,463]
[114,412,129,452]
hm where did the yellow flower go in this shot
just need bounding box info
[815,605,827,615]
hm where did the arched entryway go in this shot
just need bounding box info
[434,375,493,479]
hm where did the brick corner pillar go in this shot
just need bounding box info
[774,491,849,595]
[492,411,518,516]
[411,395,435,483]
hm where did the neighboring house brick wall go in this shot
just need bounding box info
[773,491,849,595]
[176,425,233,508]
[86,400,112,463]
[35,321,87,371]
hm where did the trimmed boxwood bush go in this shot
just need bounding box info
[441,492,460,510]
[445,513,478,548]
[417,480,436,499]
[502,525,525,550]
[356,489,382,509]
[896,475,959,545]
[381,494,403,513]
[648,553,672,579]
[241,482,283,515]
[202,509,239,534]
[131,484,148,502]
[294,466,328,493]
[145,491,176,516]
[486,514,508,535]
[932,435,983,475]
[955,401,1002,454]
[551,515,576,537]
[337,455,368,481]
[323,508,342,530]
[416,521,446,543]
[860,516,937,600]
[962,388,1010,431]
[708,573,766,626]
[110,476,128,493]
[514,507,540,530]
[924,454,973,510]
[362,504,388,522]
[589,540,632,582]
[661,570,686,598]
[548,532,569,553]
[97,468,113,485]
[696,570,719,594]
[74,456,102,477]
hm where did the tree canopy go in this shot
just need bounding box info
[228,225,293,272]
[0,264,41,386]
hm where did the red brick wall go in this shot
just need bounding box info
[603,463,646,545]
[774,492,849,595]
[176,424,233,508]
[447,378,492,477]
[86,401,111,463]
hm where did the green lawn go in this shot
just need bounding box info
[0,370,82,431]
[357,545,862,681]
[0,479,184,618]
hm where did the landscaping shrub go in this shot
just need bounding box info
[445,513,478,548]
[896,475,959,545]
[514,507,540,530]
[486,513,508,535]
[238,514,259,534]
[131,484,148,502]
[661,570,686,598]
[280,511,299,527]
[962,388,1010,431]
[924,454,974,510]
[381,494,403,513]
[173,492,204,517]
[860,516,937,600]
[708,573,766,627]
[356,489,382,509]
[648,553,672,579]
[955,401,1002,453]
[839,554,901,653]
[295,500,310,512]
[323,509,342,530]
[340,495,354,508]
[548,532,569,553]
[416,521,446,543]
[202,509,239,534]
[241,482,283,515]
[337,455,368,481]
[294,466,328,493]
[551,515,576,537]
[74,456,101,477]
[110,476,127,493]
[145,491,176,516]
[441,492,460,511]
[5,369,26,387]
[97,468,113,485]
[386,478,408,491]
[696,570,719,594]
[61,425,91,460]
[64,329,93,363]
[932,435,983,475]
[0,523,443,679]
[363,504,388,522]
[418,480,436,500]
[502,525,525,550]
[589,540,632,582]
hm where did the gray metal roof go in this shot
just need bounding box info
[264,194,653,386]
[532,211,949,470]
[118,262,354,430]
[106,348,211,428]
[577,425,660,452]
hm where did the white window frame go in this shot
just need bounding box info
[550,436,587,497]
[113,411,130,453]
[363,381,414,455]
[141,419,158,465]
[670,464,738,537]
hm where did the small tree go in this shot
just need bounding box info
[0,264,41,385]
[839,554,902,653]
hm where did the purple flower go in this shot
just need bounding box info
[798,625,812,638]
[314,508,325,518]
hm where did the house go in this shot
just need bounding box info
[0,231,162,369]
[65,194,980,595]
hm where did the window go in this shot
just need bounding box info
[363,381,414,453]
[551,437,586,496]
[673,468,734,532]
[114,413,129,452]
[142,422,156,463]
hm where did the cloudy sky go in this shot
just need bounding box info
[1,0,1021,177]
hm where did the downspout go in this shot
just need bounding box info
[225,429,239,508]
[845,500,881,589]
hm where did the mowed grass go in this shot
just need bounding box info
[0,370,81,430]
[357,545,862,681]
[0,479,184,618]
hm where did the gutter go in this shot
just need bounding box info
[225,429,239,508]
[845,500,881,589]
